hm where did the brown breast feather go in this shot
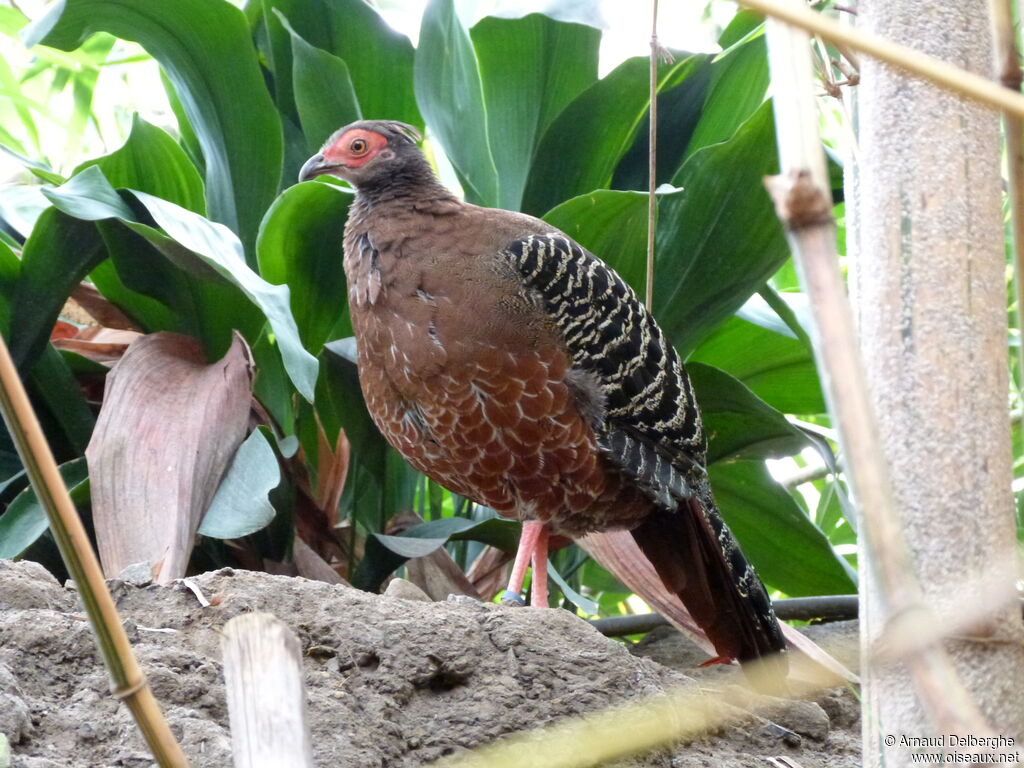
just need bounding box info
[344,200,651,534]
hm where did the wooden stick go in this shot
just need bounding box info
[0,335,188,766]
[222,613,314,768]
[762,1,992,735]
[737,0,1024,118]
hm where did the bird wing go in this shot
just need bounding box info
[501,232,788,673]
[500,232,707,507]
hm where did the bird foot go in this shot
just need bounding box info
[499,590,527,607]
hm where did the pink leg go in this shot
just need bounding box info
[503,520,543,599]
[530,524,550,607]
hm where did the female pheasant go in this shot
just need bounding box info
[299,120,787,674]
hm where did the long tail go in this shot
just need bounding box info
[630,479,787,679]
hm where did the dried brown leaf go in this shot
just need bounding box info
[86,332,253,583]
[69,283,140,330]
[292,535,349,586]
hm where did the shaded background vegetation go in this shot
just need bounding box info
[0,0,872,618]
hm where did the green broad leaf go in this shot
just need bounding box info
[689,315,826,415]
[258,164,354,352]
[374,533,447,559]
[611,57,713,191]
[542,187,685,299]
[520,54,698,217]
[25,0,283,258]
[415,0,498,207]
[252,328,296,441]
[198,429,280,539]
[75,113,205,212]
[816,477,857,547]
[275,11,361,156]
[43,167,318,400]
[711,459,857,597]
[0,145,65,186]
[29,344,96,456]
[717,8,765,50]
[0,239,21,336]
[42,167,252,350]
[547,560,599,615]
[40,166,135,222]
[0,457,88,559]
[654,101,788,355]
[682,30,769,162]
[743,287,811,343]
[263,0,421,131]
[159,69,204,176]
[689,362,809,464]
[91,224,208,338]
[354,516,521,592]
[129,190,318,401]
[470,13,600,210]
[9,207,106,369]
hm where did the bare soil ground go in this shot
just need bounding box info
[0,559,860,767]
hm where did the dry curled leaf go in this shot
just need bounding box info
[86,331,253,583]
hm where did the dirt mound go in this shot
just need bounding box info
[0,559,859,767]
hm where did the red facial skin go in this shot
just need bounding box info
[323,128,388,169]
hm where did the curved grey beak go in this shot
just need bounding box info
[298,153,339,182]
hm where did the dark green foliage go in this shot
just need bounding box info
[0,2,856,608]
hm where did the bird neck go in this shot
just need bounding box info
[353,156,456,208]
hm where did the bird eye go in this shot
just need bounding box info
[350,138,368,155]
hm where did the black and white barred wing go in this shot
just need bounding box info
[502,233,707,508]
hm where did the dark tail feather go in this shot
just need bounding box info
[630,484,788,688]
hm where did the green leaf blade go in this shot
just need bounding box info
[257,180,353,352]
[415,0,498,207]
[199,429,280,539]
[712,460,857,597]
[470,13,599,210]
[26,0,284,257]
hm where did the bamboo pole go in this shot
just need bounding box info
[737,0,1024,119]
[761,0,993,736]
[989,0,1024,384]
[0,335,188,766]
[221,613,314,768]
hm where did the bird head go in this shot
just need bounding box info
[298,120,424,189]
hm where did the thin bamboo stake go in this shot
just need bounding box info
[737,0,1024,119]
[761,1,993,736]
[989,0,1024,384]
[0,335,189,766]
[645,0,660,311]
[221,613,314,768]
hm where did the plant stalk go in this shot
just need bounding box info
[738,0,1024,119]
[989,0,1024,385]
[645,0,660,311]
[0,335,189,767]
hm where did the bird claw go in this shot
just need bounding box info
[500,590,527,607]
